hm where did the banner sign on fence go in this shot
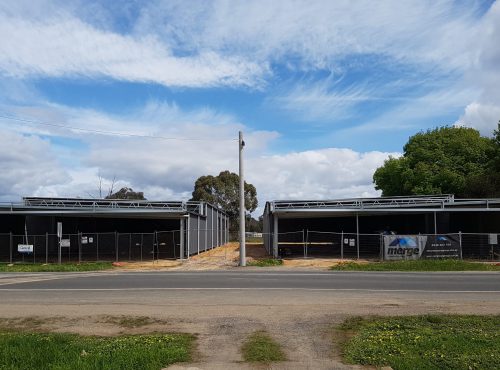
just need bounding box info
[420,235,461,259]
[384,235,461,260]
[60,239,70,247]
[384,235,423,260]
[17,244,33,253]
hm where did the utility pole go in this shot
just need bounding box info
[239,131,246,266]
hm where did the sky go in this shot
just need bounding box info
[1,0,499,215]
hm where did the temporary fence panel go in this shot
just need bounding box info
[0,234,10,262]
[157,230,179,259]
[358,234,383,259]
[276,231,305,258]
[305,231,341,258]
[79,233,98,262]
[461,233,499,260]
[339,233,358,259]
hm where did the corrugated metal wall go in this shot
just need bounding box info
[185,203,228,257]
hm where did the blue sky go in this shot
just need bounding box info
[1,0,499,213]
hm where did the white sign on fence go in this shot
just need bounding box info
[60,239,71,247]
[489,234,498,245]
[18,244,33,253]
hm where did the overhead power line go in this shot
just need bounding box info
[0,114,238,141]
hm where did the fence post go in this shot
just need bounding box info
[153,231,157,262]
[115,231,118,262]
[180,218,184,260]
[96,233,99,261]
[305,229,309,258]
[459,231,463,260]
[356,213,360,260]
[341,231,344,260]
[45,232,48,264]
[140,234,143,262]
[197,215,200,255]
[58,234,61,265]
[78,232,82,264]
[302,229,305,257]
[9,232,13,264]
[129,234,132,261]
[379,233,383,261]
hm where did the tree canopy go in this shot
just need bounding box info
[190,170,258,229]
[373,125,499,197]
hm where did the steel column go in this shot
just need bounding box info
[9,232,12,264]
[197,215,200,254]
[273,215,279,258]
[187,215,190,259]
[180,218,185,260]
[115,231,118,262]
[356,213,360,260]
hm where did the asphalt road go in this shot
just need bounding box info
[0,270,499,292]
[1,270,499,369]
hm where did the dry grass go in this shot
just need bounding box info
[98,315,168,328]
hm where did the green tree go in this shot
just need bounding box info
[106,187,146,200]
[190,170,258,231]
[373,126,496,197]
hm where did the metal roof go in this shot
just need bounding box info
[266,195,500,216]
[0,197,225,217]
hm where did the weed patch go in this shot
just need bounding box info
[331,259,500,271]
[0,331,194,370]
[340,315,500,369]
[247,259,283,267]
[241,331,286,363]
[0,262,113,272]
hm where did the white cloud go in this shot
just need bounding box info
[0,10,267,88]
[455,2,500,135]
[136,0,483,71]
[271,79,376,122]
[0,100,393,213]
[0,131,68,201]
[247,148,396,212]
[456,102,500,135]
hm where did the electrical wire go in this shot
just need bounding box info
[0,114,239,141]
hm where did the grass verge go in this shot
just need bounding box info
[247,259,283,267]
[0,262,114,272]
[339,315,500,370]
[330,259,500,271]
[0,330,194,370]
[241,331,286,363]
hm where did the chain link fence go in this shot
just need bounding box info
[0,230,184,263]
[263,230,500,260]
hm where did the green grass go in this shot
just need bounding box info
[241,331,286,363]
[0,331,194,370]
[330,259,500,271]
[247,259,283,267]
[340,315,500,370]
[0,262,114,272]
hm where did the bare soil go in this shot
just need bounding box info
[112,242,364,271]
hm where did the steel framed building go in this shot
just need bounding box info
[0,197,228,262]
[263,195,500,259]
